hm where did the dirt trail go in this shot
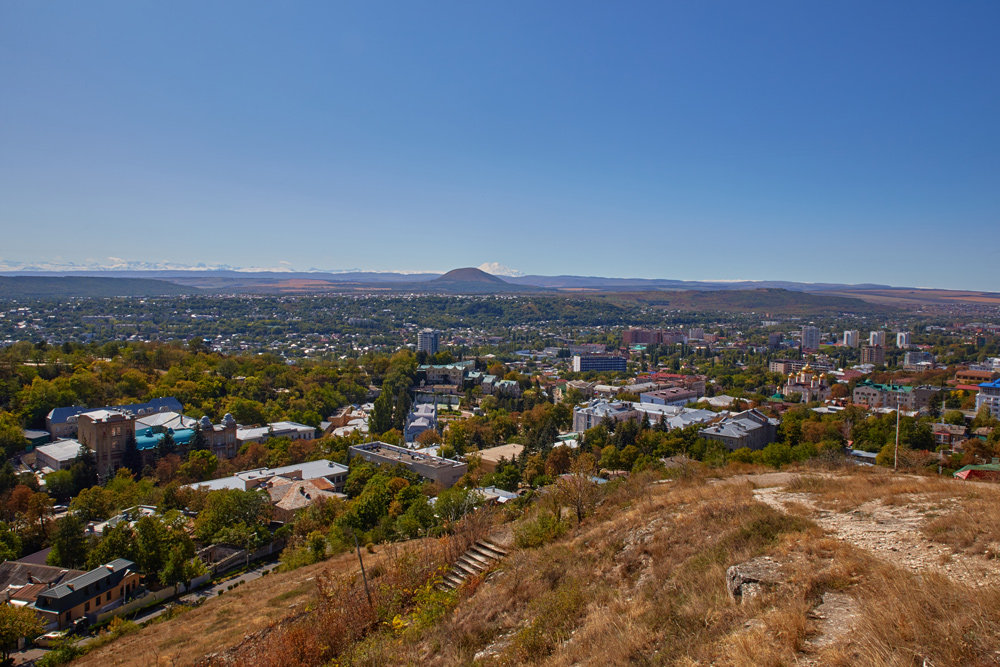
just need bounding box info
[752,484,1000,588]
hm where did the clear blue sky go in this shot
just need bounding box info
[2,2,998,289]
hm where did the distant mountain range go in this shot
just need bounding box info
[0,266,889,292]
[0,267,997,308]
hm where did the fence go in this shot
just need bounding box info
[92,572,212,624]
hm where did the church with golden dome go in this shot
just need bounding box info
[781,363,831,403]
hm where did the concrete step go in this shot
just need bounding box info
[452,559,480,577]
[474,540,507,559]
[462,549,492,567]
[457,556,487,574]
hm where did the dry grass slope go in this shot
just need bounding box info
[76,468,1000,666]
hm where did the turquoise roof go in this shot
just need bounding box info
[135,427,195,451]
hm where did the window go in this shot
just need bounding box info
[84,601,89,612]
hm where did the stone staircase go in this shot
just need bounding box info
[438,539,508,591]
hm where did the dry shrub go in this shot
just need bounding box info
[206,538,452,666]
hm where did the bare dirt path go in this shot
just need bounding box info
[752,484,1000,588]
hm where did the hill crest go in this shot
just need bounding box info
[433,267,508,284]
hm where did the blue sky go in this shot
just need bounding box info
[2,2,998,289]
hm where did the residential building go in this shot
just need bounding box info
[976,379,1000,419]
[800,326,820,352]
[768,359,835,375]
[896,332,911,348]
[348,442,467,488]
[933,423,968,449]
[956,369,999,385]
[236,421,316,446]
[632,403,719,430]
[0,562,85,604]
[860,345,885,366]
[572,400,639,432]
[622,328,684,345]
[187,459,349,493]
[46,397,183,439]
[699,409,779,451]
[494,379,522,397]
[688,328,705,341]
[869,331,886,347]
[199,414,239,460]
[471,443,525,474]
[639,387,699,406]
[418,361,473,387]
[903,350,934,369]
[77,409,134,478]
[851,381,940,412]
[768,332,783,350]
[34,439,85,472]
[417,329,439,355]
[572,355,627,373]
[22,429,50,448]
[33,559,141,629]
[405,403,437,442]
[843,330,860,348]
[266,478,345,522]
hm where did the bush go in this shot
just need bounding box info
[514,512,566,549]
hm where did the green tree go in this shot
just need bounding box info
[47,514,88,568]
[43,469,75,502]
[0,604,42,663]
[0,522,22,562]
[943,410,966,426]
[0,411,27,458]
[157,431,176,459]
[69,446,97,492]
[179,450,218,482]
[121,430,143,476]
[189,422,208,451]
[86,522,137,569]
[194,489,271,543]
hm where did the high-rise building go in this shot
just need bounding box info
[417,329,439,355]
[869,331,886,347]
[861,345,886,366]
[688,327,705,341]
[843,330,860,348]
[976,379,1000,419]
[800,326,820,351]
[896,332,911,349]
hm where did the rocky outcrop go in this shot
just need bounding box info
[726,556,784,603]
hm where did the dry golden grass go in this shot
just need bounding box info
[72,556,337,666]
[79,469,1000,666]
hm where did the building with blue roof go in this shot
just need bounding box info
[135,427,195,451]
[46,397,183,439]
[976,378,1000,420]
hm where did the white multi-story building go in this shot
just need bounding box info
[976,379,1000,419]
[896,332,911,348]
[417,329,439,355]
[869,330,886,347]
[843,330,860,348]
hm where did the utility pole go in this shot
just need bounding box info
[352,529,373,608]
[894,390,900,471]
